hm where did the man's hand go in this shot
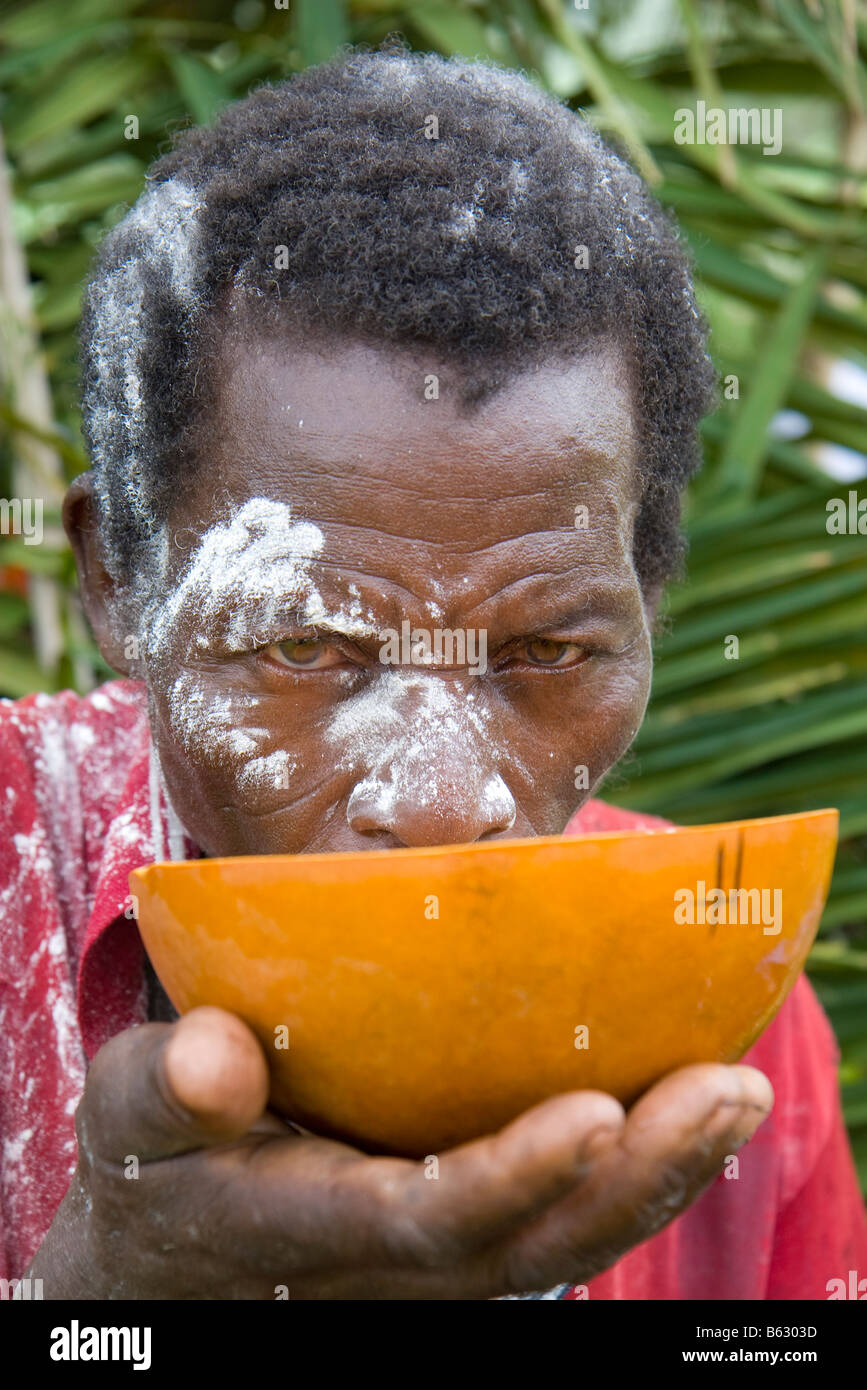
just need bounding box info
[29,1006,773,1299]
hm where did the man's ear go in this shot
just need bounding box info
[63,472,139,678]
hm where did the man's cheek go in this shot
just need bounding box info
[594,659,652,761]
[147,672,295,827]
[157,720,302,814]
[156,668,275,769]
[555,658,651,799]
[153,735,322,857]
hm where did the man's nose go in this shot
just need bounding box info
[347,764,517,847]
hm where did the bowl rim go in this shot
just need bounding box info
[129,806,839,880]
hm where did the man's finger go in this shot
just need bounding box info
[383,1088,627,1264]
[78,1007,270,1165]
[474,1063,773,1296]
[240,1088,625,1272]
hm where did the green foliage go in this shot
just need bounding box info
[1,0,866,1186]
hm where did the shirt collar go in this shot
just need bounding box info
[77,706,200,1060]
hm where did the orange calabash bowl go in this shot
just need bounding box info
[131,808,837,1157]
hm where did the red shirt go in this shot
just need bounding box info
[1,678,865,1298]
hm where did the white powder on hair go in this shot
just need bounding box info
[89,179,204,538]
[446,176,489,242]
[507,159,529,198]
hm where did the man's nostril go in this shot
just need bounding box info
[347,777,395,835]
[346,767,516,847]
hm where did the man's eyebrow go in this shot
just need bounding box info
[519,603,637,639]
[232,599,382,646]
[469,570,634,623]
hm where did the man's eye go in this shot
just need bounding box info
[265,639,345,670]
[521,639,588,668]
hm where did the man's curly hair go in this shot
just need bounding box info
[79,41,715,601]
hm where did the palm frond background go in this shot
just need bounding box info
[1,0,866,1187]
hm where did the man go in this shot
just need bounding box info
[2,45,865,1299]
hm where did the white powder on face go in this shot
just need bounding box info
[331,671,519,832]
[144,496,387,663]
[302,584,381,643]
[144,496,392,801]
[236,750,297,794]
[166,672,270,764]
[144,498,326,659]
[140,496,520,834]
[480,773,515,822]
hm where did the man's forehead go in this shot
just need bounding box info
[150,337,644,655]
[206,332,639,508]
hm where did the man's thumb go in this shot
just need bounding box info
[79,1006,270,1165]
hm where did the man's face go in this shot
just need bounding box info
[114,333,654,854]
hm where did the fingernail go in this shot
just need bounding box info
[737,1100,772,1138]
[730,1065,774,1113]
